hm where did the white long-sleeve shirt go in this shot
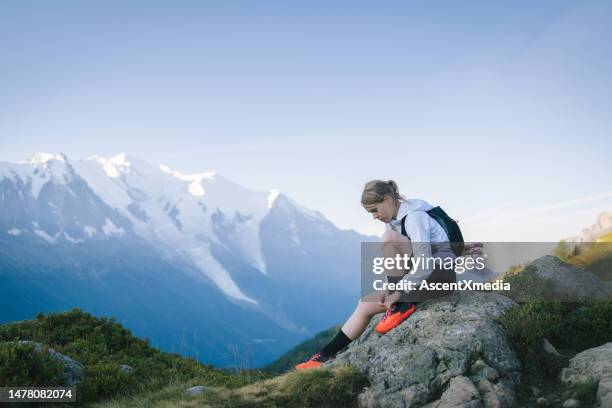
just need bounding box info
[385,199,452,289]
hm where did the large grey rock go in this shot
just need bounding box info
[328,292,520,408]
[437,376,482,408]
[562,399,580,408]
[561,342,612,408]
[13,341,85,386]
[520,256,611,302]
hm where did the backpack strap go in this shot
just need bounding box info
[400,210,441,251]
[400,215,409,238]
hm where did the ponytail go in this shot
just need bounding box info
[361,179,404,206]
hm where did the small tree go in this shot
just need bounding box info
[553,240,571,262]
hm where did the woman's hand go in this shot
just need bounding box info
[376,290,389,307]
[379,290,403,310]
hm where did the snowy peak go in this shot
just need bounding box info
[88,153,132,179]
[159,164,216,197]
[267,189,280,209]
[19,152,68,165]
[0,152,76,199]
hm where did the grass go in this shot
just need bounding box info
[277,365,369,407]
[91,365,369,408]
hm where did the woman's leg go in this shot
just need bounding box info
[343,230,413,339]
[295,231,414,369]
[381,229,412,281]
[341,298,387,339]
[296,293,388,369]
[375,230,418,333]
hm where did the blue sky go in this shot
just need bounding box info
[1,1,611,240]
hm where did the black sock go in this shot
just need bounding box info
[392,301,415,313]
[321,329,351,357]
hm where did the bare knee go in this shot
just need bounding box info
[382,231,412,258]
[356,299,385,317]
[383,230,404,243]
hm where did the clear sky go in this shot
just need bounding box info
[1,1,611,241]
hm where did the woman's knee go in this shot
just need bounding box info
[382,230,404,243]
[382,231,412,258]
[383,230,411,248]
[357,299,385,317]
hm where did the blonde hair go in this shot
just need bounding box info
[361,180,403,206]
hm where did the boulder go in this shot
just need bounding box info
[437,376,482,407]
[14,340,85,386]
[519,256,611,302]
[561,342,612,408]
[328,292,520,408]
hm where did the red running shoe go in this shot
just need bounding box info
[295,352,335,370]
[375,303,416,334]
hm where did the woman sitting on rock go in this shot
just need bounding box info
[296,179,457,370]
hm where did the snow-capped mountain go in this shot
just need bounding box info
[0,153,132,244]
[0,153,367,366]
[76,153,275,303]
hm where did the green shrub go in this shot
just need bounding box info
[278,365,369,407]
[79,363,136,402]
[565,302,612,349]
[0,342,64,386]
[570,379,598,406]
[499,301,612,374]
[0,309,269,404]
[498,302,561,373]
[553,241,572,263]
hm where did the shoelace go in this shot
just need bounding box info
[381,308,394,322]
[309,352,322,361]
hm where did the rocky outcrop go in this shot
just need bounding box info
[517,255,611,302]
[328,292,520,408]
[561,342,612,408]
[567,211,612,242]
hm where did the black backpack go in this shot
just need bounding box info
[400,206,465,257]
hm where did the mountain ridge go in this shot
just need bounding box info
[566,211,612,242]
[0,152,369,366]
